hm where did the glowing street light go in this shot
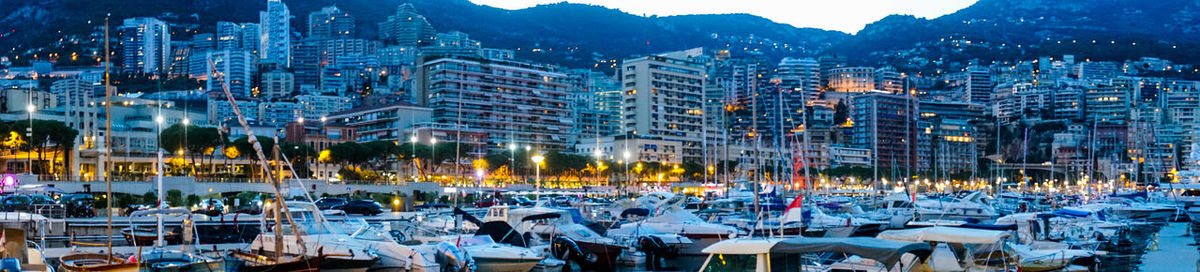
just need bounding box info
[532,154,545,201]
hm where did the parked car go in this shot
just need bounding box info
[335,199,383,215]
[60,194,96,218]
[0,195,33,211]
[414,203,449,210]
[474,198,499,208]
[507,196,535,206]
[194,198,225,216]
[314,197,347,210]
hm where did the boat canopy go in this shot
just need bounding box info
[703,237,931,269]
[877,226,1009,244]
[773,237,931,269]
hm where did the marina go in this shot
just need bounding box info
[0,180,1196,271]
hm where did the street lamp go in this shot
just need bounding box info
[531,154,545,201]
[429,137,437,182]
[25,104,34,174]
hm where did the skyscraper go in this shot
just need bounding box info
[308,5,355,40]
[378,3,437,46]
[777,58,821,101]
[259,0,291,67]
[851,91,918,172]
[120,17,171,75]
[216,21,260,53]
[620,49,708,163]
[414,55,573,151]
[204,50,257,98]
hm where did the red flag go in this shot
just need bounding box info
[911,192,917,203]
[787,195,803,211]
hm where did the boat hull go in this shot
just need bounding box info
[472,257,540,272]
[59,253,140,272]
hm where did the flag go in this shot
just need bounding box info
[786,195,803,211]
[781,195,804,224]
[0,230,7,253]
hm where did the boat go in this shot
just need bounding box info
[0,228,53,272]
[248,202,379,272]
[225,249,323,272]
[346,221,469,272]
[59,17,138,272]
[605,196,742,257]
[697,236,932,272]
[446,235,543,272]
[129,209,226,272]
[120,227,180,247]
[59,252,139,272]
[483,205,626,269]
[914,192,999,223]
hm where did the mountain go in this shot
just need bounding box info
[837,0,1200,70]
[1,0,1199,70]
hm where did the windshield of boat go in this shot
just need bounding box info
[350,224,395,243]
[454,235,496,247]
[703,254,757,272]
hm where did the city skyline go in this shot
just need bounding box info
[469,0,978,33]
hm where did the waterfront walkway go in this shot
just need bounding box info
[1141,222,1199,272]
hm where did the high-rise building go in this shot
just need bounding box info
[414,55,573,151]
[777,58,821,101]
[874,67,903,93]
[620,50,707,163]
[826,67,875,93]
[296,94,353,120]
[216,21,260,52]
[204,50,257,98]
[817,55,847,88]
[946,66,993,104]
[119,17,171,75]
[1084,84,1130,123]
[259,0,291,67]
[378,3,437,46]
[261,70,295,100]
[916,101,984,173]
[565,69,620,146]
[308,5,355,40]
[851,91,918,171]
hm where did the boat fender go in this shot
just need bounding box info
[551,236,582,261]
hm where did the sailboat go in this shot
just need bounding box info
[58,15,140,272]
[206,52,329,272]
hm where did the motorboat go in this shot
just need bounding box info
[697,237,932,272]
[483,205,626,269]
[445,235,543,272]
[347,222,469,272]
[129,209,226,272]
[0,228,53,272]
[606,209,741,256]
[248,201,379,272]
[914,192,999,223]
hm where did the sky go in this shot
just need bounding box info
[468,0,978,33]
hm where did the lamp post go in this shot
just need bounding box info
[297,117,307,178]
[25,104,35,174]
[531,154,544,201]
[410,133,418,182]
[319,116,326,180]
[154,114,165,247]
[429,137,437,182]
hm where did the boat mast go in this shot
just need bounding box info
[103,14,114,262]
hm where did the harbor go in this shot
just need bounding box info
[0,177,1196,271]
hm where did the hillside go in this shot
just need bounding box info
[2,0,1199,70]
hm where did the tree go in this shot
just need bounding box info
[10,120,78,175]
[232,136,275,161]
[833,100,849,126]
[160,124,223,176]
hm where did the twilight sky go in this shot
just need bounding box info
[469,0,978,33]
